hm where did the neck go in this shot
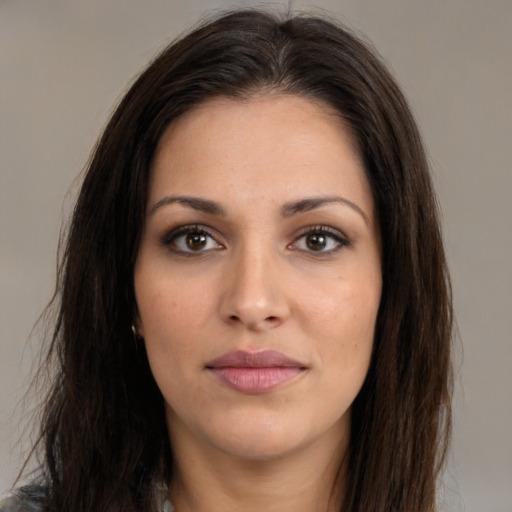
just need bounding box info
[168,426,348,512]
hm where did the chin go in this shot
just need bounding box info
[213,427,307,461]
[177,405,313,462]
[199,407,348,463]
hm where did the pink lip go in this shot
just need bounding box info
[206,350,306,394]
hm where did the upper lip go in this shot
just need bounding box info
[206,350,306,368]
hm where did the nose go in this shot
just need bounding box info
[218,244,291,331]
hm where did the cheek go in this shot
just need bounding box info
[134,281,216,395]
[303,277,380,335]
[299,276,381,371]
[136,271,214,340]
[135,276,212,397]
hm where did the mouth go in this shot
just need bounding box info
[206,350,306,394]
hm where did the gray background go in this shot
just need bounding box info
[1,1,511,511]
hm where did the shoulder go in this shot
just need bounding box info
[0,485,45,512]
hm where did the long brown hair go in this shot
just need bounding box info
[21,9,452,512]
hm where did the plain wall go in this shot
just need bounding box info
[1,1,511,511]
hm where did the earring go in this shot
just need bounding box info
[131,324,141,339]
[131,324,144,363]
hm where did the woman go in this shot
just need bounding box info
[2,9,453,512]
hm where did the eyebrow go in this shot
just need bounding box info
[150,195,226,216]
[281,196,369,225]
[150,194,369,224]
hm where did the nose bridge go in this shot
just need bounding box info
[219,237,290,329]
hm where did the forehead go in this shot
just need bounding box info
[155,93,357,159]
[149,94,374,218]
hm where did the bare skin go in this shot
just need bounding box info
[135,94,382,511]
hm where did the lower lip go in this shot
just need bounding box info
[209,367,304,394]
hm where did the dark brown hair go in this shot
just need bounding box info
[22,9,452,512]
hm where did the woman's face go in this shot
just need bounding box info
[134,95,382,462]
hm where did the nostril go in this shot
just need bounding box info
[228,314,279,326]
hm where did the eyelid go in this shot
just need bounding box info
[289,225,350,253]
[159,224,224,254]
[294,224,349,241]
[158,223,350,256]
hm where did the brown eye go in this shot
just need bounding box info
[292,227,349,255]
[161,225,222,254]
[186,233,208,251]
[306,233,327,251]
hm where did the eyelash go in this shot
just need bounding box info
[159,224,349,256]
[159,224,222,256]
[291,225,350,255]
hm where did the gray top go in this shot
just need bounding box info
[0,486,45,512]
[0,487,174,512]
